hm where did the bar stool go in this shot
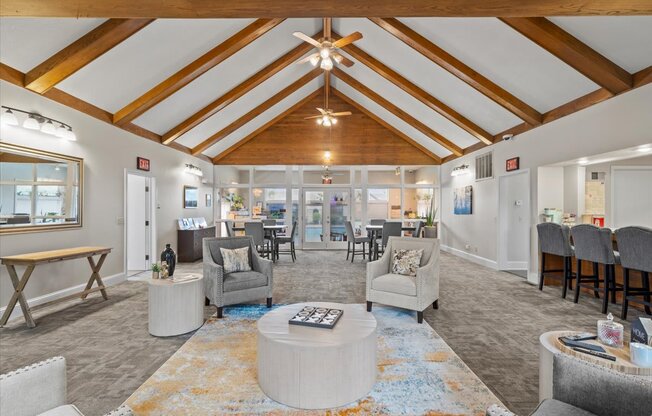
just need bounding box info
[615,226,652,319]
[536,223,575,298]
[571,224,622,314]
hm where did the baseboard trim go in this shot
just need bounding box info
[441,245,498,270]
[0,272,126,324]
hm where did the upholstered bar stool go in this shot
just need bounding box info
[571,224,622,314]
[615,226,652,319]
[536,223,575,298]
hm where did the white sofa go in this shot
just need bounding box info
[0,356,133,416]
[366,236,440,323]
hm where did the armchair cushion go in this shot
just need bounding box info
[372,273,416,296]
[391,249,423,276]
[38,405,84,416]
[224,271,267,292]
[220,246,251,273]
[530,399,596,416]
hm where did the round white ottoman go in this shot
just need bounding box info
[257,302,377,409]
[148,275,204,337]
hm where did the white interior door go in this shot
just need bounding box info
[498,171,530,271]
[127,173,150,272]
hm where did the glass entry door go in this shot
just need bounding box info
[303,189,350,249]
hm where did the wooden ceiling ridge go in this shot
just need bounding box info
[191,67,322,155]
[0,62,212,163]
[369,17,543,126]
[4,1,652,17]
[213,88,322,163]
[25,19,154,94]
[161,30,321,145]
[331,67,462,156]
[333,31,492,145]
[500,17,632,94]
[112,18,285,126]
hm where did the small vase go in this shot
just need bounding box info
[423,226,438,239]
[152,271,160,279]
[160,244,177,277]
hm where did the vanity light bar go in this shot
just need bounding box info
[185,163,204,177]
[1,106,76,141]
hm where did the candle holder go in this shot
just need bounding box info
[598,313,624,348]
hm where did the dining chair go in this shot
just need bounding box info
[345,221,370,262]
[275,221,298,262]
[412,221,423,238]
[375,222,402,259]
[245,222,270,259]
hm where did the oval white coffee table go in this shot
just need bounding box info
[148,275,204,337]
[257,302,377,409]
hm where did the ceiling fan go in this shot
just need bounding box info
[304,107,351,127]
[293,27,362,71]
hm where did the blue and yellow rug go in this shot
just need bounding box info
[126,305,503,415]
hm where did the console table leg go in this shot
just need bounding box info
[1,265,36,328]
[83,254,108,300]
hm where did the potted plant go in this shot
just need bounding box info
[151,263,161,279]
[423,200,438,239]
[224,193,244,211]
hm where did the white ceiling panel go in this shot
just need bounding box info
[399,17,599,112]
[548,16,652,73]
[134,18,321,134]
[204,79,322,158]
[0,18,106,72]
[336,56,480,148]
[331,78,452,158]
[175,63,318,148]
[334,18,520,134]
[57,19,255,112]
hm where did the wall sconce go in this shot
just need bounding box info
[1,106,76,141]
[451,164,470,177]
[184,163,203,177]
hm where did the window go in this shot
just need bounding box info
[475,152,493,181]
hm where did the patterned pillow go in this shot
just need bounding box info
[391,249,424,277]
[220,247,251,273]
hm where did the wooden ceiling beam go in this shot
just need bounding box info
[4,1,651,17]
[24,19,154,94]
[0,62,211,163]
[192,67,321,155]
[213,88,322,163]
[332,67,462,156]
[370,17,543,126]
[500,17,632,94]
[162,34,318,145]
[334,33,492,145]
[113,18,284,126]
[333,88,441,163]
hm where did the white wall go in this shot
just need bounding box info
[537,166,564,220]
[0,81,214,313]
[563,166,586,216]
[440,83,652,284]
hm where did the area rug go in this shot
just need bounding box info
[125,305,503,415]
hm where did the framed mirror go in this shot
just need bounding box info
[0,142,83,234]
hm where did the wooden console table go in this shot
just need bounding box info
[0,246,112,328]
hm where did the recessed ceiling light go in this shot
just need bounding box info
[636,146,651,153]
[578,159,589,165]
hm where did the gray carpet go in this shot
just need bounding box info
[0,250,646,415]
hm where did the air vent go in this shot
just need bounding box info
[590,172,606,181]
[475,152,493,181]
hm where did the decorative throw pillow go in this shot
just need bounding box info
[220,247,251,273]
[391,249,424,277]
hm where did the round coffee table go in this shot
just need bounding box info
[148,275,204,337]
[257,302,377,409]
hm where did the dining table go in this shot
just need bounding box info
[365,223,417,260]
[233,223,287,262]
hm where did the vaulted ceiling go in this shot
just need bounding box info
[1,13,651,165]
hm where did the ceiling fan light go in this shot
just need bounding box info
[323,118,332,127]
[331,117,337,124]
[23,114,41,130]
[319,47,330,59]
[309,55,320,66]
[320,57,333,71]
[1,108,18,126]
[41,119,57,135]
[316,118,323,125]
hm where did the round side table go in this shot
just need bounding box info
[148,275,204,337]
[257,302,377,409]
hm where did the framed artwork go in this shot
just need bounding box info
[137,157,150,171]
[506,157,520,172]
[184,186,198,208]
[206,193,212,208]
[453,186,473,215]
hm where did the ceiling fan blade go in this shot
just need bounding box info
[304,115,323,120]
[296,52,319,65]
[331,111,352,117]
[332,31,363,48]
[334,53,354,68]
[293,32,322,48]
[316,108,327,115]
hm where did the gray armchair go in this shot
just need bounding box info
[203,236,273,318]
[366,236,440,323]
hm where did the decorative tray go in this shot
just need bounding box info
[289,306,343,329]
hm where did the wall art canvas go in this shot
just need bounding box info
[184,186,198,208]
[454,186,473,215]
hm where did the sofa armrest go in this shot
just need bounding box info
[415,248,440,309]
[366,252,391,298]
[203,257,224,304]
[252,252,273,291]
[0,356,67,416]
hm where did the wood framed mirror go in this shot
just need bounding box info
[0,142,83,234]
